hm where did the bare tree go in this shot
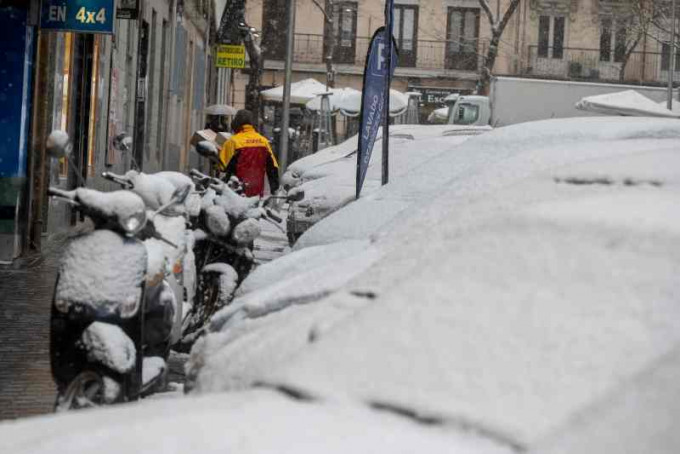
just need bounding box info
[311,0,337,88]
[609,0,656,81]
[219,0,263,117]
[477,0,522,94]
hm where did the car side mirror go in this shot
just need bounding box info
[46,131,72,159]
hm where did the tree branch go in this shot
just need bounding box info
[311,0,333,24]
[477,0,497,31]
[497,0,522,36]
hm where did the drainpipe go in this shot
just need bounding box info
[161,0,178,167]
[280,0,297,175]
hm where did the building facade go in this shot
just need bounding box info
[224,0,677,121]
[0,0,218,262]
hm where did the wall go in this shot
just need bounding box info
[0,2,33,262]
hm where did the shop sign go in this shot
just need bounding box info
[408,86,466,106]
[117,0,139,20]
[215,45,246,69]
[40,0,115,34]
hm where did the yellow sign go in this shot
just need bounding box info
[216,45,246,69]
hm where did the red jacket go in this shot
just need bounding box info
[219,125,280,196]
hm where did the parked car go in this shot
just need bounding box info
[2,117,680,454]
[284,124,491,244]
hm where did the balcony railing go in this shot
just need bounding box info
[266,33,488,73]
[265,34,680,85]
[526,45,679,84]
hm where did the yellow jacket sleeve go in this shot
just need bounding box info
[219,139,236,171]
[266,141,279,168]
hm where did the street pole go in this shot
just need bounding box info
[668,0,677,110]
[279,0,296,175]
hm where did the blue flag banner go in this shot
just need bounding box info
[356,26,398,198]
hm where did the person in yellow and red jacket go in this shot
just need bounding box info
[219,110,280,197]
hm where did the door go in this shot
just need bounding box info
[394,5,418,67]
[445,7,480,71]
[262,0,287,60]
[329,2,357,64]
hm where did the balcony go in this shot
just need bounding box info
[264,33,488,75]
[526,45,678,84]
[263,34,679,86]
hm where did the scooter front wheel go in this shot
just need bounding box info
[55,370,121,412]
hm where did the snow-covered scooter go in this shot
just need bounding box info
[48,132,191,411]
[178,142,303,345]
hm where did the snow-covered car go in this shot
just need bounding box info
[284,124,491,243]
[2,117,680,454]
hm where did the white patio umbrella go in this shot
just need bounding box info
[205,104,238,116]
[261,78,328,105]
[305,87,362,112]
[337,89,409,118]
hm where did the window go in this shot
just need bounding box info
[538,16,550,58]
[262,0,287,60]
[538,16,565,59]
[446,7,480,70]
[324,1,358,64]
[455,102,480,125]
[394,4,418,67]
[146,9,157,160]
[614,24,626,62]
[600,18,629,63]
[661,43,680,71]
[156,19,169,157]
[553,17,565,59]
[600,18,612,61]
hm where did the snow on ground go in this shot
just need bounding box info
[0,389,513,454]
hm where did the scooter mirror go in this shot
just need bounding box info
[112,133,133,153]
[171,184,192,205]
[288,190,305,202]
[195,140,220,161]
[46,131,72,159]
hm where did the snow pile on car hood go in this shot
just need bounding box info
[296,116,680,249]
[185,240,381,393]
[261,141,680,449]
[0,390,512,454]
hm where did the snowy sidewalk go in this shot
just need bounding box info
[0,237,62,420]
